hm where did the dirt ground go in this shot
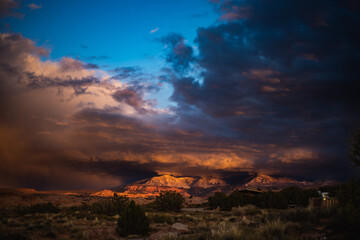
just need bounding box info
[0,190,339,240]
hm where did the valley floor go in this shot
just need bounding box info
[0,201,341,240]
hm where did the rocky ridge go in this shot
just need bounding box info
[19,174,319,199]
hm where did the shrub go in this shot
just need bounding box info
[67,202,90,212]
[348,128,360,166]
[211,222,246,240]
[254,192,287,209]
[242,205,262,216]
[259,218,288,240]
[281,187,318,206]
[208,192,232,211]
[227,188,318,210]
[0,232,29,240]
[20,202,60,214]
[116,200,149,237]
[143,201,157,212]
[91,194,129,216]
[155,191,185,212]
[282,208,310,223]
[229,191,251,207]
[149,213,174,224]
[330,179,360,237]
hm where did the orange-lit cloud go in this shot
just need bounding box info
[2,0,360,191]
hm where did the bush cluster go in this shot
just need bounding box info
[154,191,185,212]
[91,194,129,216]
[331,178,360,238]
[208,192,232,211]
[148,213,174,224]
[116,200,149,237]
[209,187,318,211]
[67,194,150,237]
[18,202,60,214]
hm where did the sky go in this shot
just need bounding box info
[0,0,359,190]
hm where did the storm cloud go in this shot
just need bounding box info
[0,0,360,190]
[162,0,360,179]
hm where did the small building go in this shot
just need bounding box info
[309,191,336,209]
[318,191,330,201]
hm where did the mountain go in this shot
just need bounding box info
[121,185,191,198]
[106,174,316,198]
[134,175,227,188]
[243,174,313,190]
[111,175,229,198]
[7,174,320,200]
[90,189,116,197]
[143,175,196,189]
[191,177,227,188]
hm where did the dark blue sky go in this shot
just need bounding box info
[0,0,359,189]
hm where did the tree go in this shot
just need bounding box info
[333,179,360,237]
[154,191,185,212]
[116,200,149,237]
[348,128,360,167]
[91,194,129,216]
[208,192,232,211]
[229,190,249,207]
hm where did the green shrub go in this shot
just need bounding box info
[225,187,318,210]
[229,191,251,207]
[281,187,318,206]
[330,179,360,237]
[19,202,60,214]
[149,213,174,224]
[143,201,157,212]
[208,192,232,211]
[155,191,185,212]
[254,191,287,209]
[67,202,90,212]
[116,200,149,237]
[91,194,129,216]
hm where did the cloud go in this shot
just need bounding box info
[150,27,159,34]
[0,33,159,189]
[112,88,145,112]
[1,33,252,189]
[85,55,109,60]
[111,66,141,79]
[269,148,319,164]
[84,63,99,69]
[0,0,22,18]
[218,5,252,22]
[161,33,195,72]
[1,0,360,189]
[28,3,41,10]
[161,0,360,180]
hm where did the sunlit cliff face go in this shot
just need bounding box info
[1,0,360,190]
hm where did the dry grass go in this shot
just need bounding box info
[210,221,246,240]
[259,218,288,240]
[0,196,338,240]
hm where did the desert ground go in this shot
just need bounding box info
[0,188,346,240]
